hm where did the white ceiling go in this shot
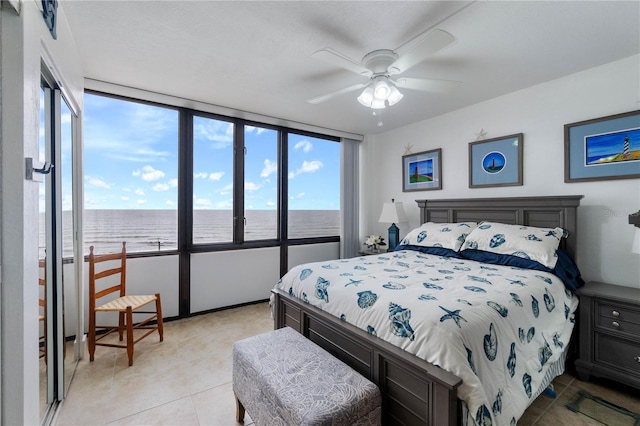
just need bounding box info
[62,1,640,136]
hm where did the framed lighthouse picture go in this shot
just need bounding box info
[402,148,442,192]
[564,110,640,182]
[469,133,523,188]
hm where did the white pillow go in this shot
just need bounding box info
[400,222,477,251]
[461,221,566,268]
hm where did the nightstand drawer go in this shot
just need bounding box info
[594,334,640,377]
[596,302,640,334]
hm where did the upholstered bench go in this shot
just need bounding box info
[232,326,381,426]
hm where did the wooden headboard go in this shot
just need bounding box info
[416,195,583,259]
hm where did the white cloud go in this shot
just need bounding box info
[88,177,111,189]
[166,200,175,206]
[194,198,212,209]
[294,140,313,152]
[290,192,305,200]
[137,199,147,205]
[260,159,277,178]
[245,181,260,191]
[153,183,170,192]
[219,183,233,195]
[194,172,208,179]
[133,165,165,182]
[288,160,323,179]
[266,200,275,207]
[169,178,178,187]
[246,126,267,136]
[209,171,224,181]
[193,119,233,149]
[121,196,130,201]
[135,188,145,196]
[122,188,131,192]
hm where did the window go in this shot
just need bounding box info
[83,93,179,254]
[85,91,342,254]
[192,115,235,244]
[244,125,278,241]
[287,134,340,239]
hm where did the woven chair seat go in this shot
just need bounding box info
[96,294,157,312]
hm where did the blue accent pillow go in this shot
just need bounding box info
[459,248,584,292]
[395,244,462,258]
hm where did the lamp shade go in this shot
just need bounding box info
[378,201,407,224]
[633,228,640,254]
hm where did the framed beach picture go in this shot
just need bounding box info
[564,110,640,182]
[469,133,523,188]
[402,148,442,192]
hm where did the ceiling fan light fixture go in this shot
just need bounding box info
[387,85,404,106]
[373,78,391,100]
[357,86,374,107]
[371,98,386,109]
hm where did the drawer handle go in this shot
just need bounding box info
[636,356,640,363]
[612,321,620,328]
[611,310,620,317]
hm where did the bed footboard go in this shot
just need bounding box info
[272,288,462,426]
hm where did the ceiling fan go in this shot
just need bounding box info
[307,28,461,109]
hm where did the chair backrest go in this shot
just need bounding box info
[39,259,46,318]
[89,242,127,309]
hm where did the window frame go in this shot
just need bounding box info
[84,90,341,258]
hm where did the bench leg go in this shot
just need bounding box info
[235,393,245,423]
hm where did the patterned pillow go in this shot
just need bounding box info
[461,222,567,268]
[400,222,477,251]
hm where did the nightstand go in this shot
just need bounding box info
[575,281,640,390]
[358,249,382,256]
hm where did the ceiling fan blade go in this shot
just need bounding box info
[394,77,461,93]
[389,29,456,74]
[312,48,373,77]
[307,83,368,104]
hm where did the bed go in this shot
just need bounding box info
[271,195,583,425]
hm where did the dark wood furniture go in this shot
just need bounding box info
[272,195,583,425]
[575,281,640,390]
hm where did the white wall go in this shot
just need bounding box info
[288,242,340,271]
[191,248,281,313]
[361,55,640,289]
[1,1,84,424]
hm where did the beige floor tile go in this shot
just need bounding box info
[106,396,199,426]
[180,351,233,395]
[55,302,640,426]
[191,382,253,426]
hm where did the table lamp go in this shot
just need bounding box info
[630,210,640,254]
[378,199,407,251]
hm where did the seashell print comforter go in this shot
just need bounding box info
[274,249,578,426]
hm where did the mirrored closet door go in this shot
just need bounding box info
[39,65,81,425]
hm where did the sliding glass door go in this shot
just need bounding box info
[40,66,80,424]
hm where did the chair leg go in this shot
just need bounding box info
[155,293,164,342]
[118,311,125,342]
[126,306,134,366]
[88,309,96,362]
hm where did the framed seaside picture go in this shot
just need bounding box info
[402,148,442,192]
[469,133,523,188]
[564,110,640,182]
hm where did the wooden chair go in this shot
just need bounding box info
[39,259,47,360]
[88,242,163,366]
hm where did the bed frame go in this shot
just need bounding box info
[272,195,583,425]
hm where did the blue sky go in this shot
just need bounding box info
[83,93,340,210]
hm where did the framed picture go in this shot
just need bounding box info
[402,148,442,192]
[469,133,523,188]
[564,110,640,182]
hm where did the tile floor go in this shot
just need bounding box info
[53,302,640,425]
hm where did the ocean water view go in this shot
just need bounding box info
[42,209,340,258]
